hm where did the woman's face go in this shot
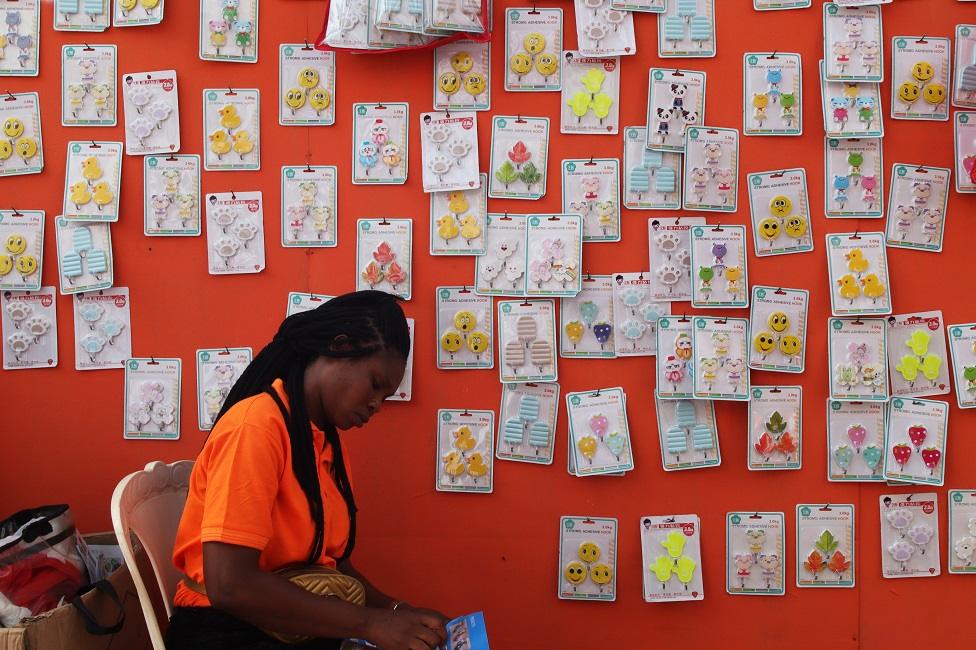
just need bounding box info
[304,348,406,431]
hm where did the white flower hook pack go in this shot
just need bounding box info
[123,357,181,440]
[827,316,889,402]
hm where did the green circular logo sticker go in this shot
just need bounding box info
[952,327,962,337]
[659,318,670,329]
[832,320,843,330]
[291,295,301,304]
[800,506,812,517]
[570,396,581,406]
[688,128,699,139]
[964,27,972,37]
[284,46,294,56]
[752,388,762,399]
[501,303,512,313]
[147,157,158,167]
[58,217,67,227]
[751,176,762,186]
[285,168,296,179]
[441,412,452,422]
[893,398,904,409]
[564,518,575,530]
[896,39,907,49]
[830,236,841,246]
[962,114,971,124]
[953,492,964,503]
[496,118,507,128]
[71,144,81,153]
[356,105,367,116]
[693,227,703,237]
[361,222,371,231]
[529,216,540,226]
[510,10,520,20]
[695,318,706,328]
[756,288,767,300]
[207,91,217,101]
[128,360,139,370]
[747,55,758,65]
[628,128,638,139]
[730,514,741,525]
[566,162,576,172]
[897,166,907,177]
[653,70,664,81]
[827,4,837,14]
[828,139,839,147]
[201,352,211,362]
[439,289,450,299]
[831,401,841,411]
[66,47,76,57]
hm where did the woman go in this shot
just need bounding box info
[168,291,447,649]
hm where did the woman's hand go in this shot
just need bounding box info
[365,607,447,650]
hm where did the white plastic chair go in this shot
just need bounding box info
[111,460,193,650]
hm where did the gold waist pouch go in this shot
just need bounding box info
[183,565,366,644]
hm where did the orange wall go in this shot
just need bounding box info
[2,0,975,647]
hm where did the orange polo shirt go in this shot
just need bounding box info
[172,379,352,608]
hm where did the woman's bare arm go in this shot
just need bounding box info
[202,542,446,649]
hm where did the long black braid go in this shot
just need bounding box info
[212,290,410,564]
